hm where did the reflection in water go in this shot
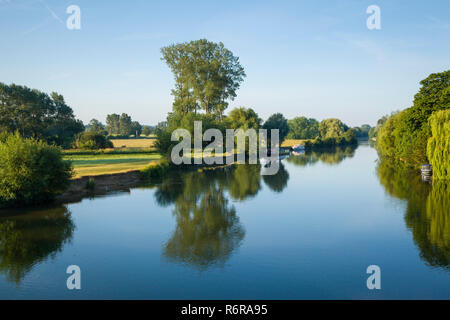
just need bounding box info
[377,158,450,270]
[0,206,75,283]
[157,163,290,269]
[165,184,244,269]
[286,146,357,167]
[263,162,289,193]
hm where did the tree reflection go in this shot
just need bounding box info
[156,164,266,269]
[286,146,356,167]
[377,158,450,270]
[164,185,245,269]
[228,164,261,200]
[263,162,289,193]
[0,206,75,283]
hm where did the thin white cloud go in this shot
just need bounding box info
[426,16,450,30]
[39,0,63,24]
[334,32,387,63]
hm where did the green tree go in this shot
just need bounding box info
[287,116,319,139]
[131,121,142,137]
[377,71,450,167]
[427,109,450,179]
[75,131,113,150]
[227,107,262,130]
[106,114,120,135]
[318,118,348,139]
[0,83,84,148]
[119,113,132,136]
[86,119,106,134]
[161,39,246,118]
[142,125,153,136]
[263,113,289,144]
[0,133,73,208]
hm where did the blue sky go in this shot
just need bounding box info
[1,0,449,127]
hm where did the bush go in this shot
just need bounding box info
[75,131,113,150]
[427,109,450,179]
[0,133,73,207]
[140,159,170,179]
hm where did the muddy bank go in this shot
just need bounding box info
[56,170,143,204]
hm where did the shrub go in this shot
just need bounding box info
[427,109,450,179]
[140,159,170,180]
[75,131,113,150]
[0,133,73,207]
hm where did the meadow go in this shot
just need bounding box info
[110,138,156,148]
[63,139,160,178]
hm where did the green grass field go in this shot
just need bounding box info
[64,151,161,178]
[65,137,307,178]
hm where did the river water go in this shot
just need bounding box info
[0,143,449,299]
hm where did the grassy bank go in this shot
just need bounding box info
[64,151,161,178]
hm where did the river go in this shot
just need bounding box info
[0,142,449,299]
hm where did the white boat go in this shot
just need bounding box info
[292,144,305,151]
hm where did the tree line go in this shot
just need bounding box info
[156,39,366,157]
[374,70,449,179]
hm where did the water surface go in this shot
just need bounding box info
[0,143,449,299]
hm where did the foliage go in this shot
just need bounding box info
[369,115,389,139]
[318,118,348,139]
[106,113,143,136]
[352,124,371,138]
[226,107,262,130]
[301,118,356,149]
[86,119,107,135]
[142,125,153,136]
[75,131,113,150]
[427,109,450,179]
[161,39,246,118]
[140,159,170,179]
[0,133,73,208]
[262,113,289,143]
[0,83,84,148]
[287,116,319,139]
[376,70,450,168]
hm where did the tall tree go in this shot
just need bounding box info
[161,39,246,119]
[287,117,319,139]
[318,118,348,139]
[119,113,132,136]
[106,114,120,135]
[227,107,262,130]
[86,119,106,134]
[263,113,289,143]
[0,83,83,148]
[131,121,142,137]
[142,125,153,136]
